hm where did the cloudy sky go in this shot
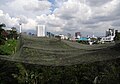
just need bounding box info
[0,0,120,36]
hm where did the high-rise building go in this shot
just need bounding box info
[36,25,45,37]
[75,32,81,38]
[106,29,115,37]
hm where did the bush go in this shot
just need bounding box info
[0,39,18,55]
[77,40,89,44]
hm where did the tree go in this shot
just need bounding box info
[10,27,18,39]
[0,23,6,28]
[114,30,120,42]
[0,23,6,45]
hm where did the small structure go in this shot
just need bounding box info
[79,37,90,41]
[77,37,92,45]
[59,34,68,40]
[89,41,93,45]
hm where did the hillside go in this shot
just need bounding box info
[0,35,119,66]
[0,35,120,84]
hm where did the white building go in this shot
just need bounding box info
[36,25,45,37]
[59,34,68,40]
[101,29,115,42]
[101,36,115,42]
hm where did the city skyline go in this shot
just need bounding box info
[0,0,120,36]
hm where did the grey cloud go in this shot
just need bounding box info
[47,22,61,27]
[93,15,120,22]
[112,2,120,16]
[83,15,120,25]
[112,20,120,27]
[85,25,99,29]
[60,15,75,20]
[82,19,99,24]
[0,0,14,5]
[87,0,113,7]
[63,21,80,32]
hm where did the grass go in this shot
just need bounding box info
[0,35,120,66]
[8,35,118,66]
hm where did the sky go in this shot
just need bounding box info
[0,0,120,36]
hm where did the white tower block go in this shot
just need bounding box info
[37,25,45,37]
[19,23,22,33]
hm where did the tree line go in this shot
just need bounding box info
[0,23,18,45]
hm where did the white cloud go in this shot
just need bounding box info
[0,10,18,27]
[22,19,37,31]
[36,14,64,32]
[0,9,37,32]
[23,0,51,12]
[0,0,120,36]
[54,0,91,20]
[0,0,52,17]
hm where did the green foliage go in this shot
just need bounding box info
[0,38,5,45]
[114,32,120,41]
[12,63,42,84]
[9,27,18,39]
[0,23,6,28]
[77,40,89,44]
[0,39,18,55]
[0,23,18,46]
[0,24,6,45]
[0,60,18,84]
[12,63,31,84]
[0,58,120,84]
[3,59,116,83]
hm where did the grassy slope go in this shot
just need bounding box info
[0,36,120,84]
[10,35,120,66]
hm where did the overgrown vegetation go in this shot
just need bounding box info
[0,31,120,84]
[0,23,18,55]
[114,31,120,41]
[0,58,119,84]
[0,23,6,45]
[0,39,18,55]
